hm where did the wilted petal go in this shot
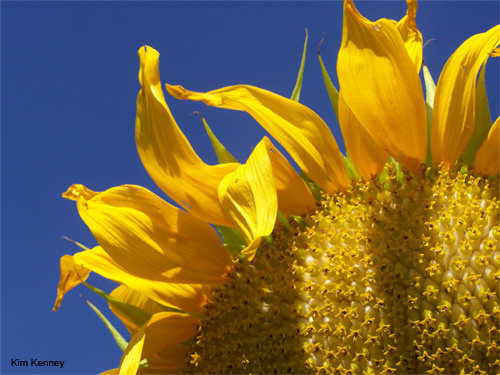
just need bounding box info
[473,117,500,176]
[337,0,427,174]
[137,46,238,227]
[63,184,231,285]
[166,84,349,193]
[53,254,91,311]
[431,25,500,167]
[338,92,388,181]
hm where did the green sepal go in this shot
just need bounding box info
[82,281,155,327]
[318,34,340,122]
[423,63,436,168]
[81,295,128,352]
[460,61,492,164]
[290,27,308,102]
[300,170,323,201]
[343,154,360,180]
[214,224,246,256]
[378,166,388,184]
[277,211,293,231]
[389,156,404,182]
[190,111,238,164]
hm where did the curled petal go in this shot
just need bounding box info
[63,184,231,285]
[473,117,500,176]
[263,138,316,214]
[337,0,427,174]
[431,25,500,167]
[218,138,278,260]
[53,254,91,311]
[338,92,388,181]
[137,46,238,226]
[166,84,349,194]
[396,0,423,71]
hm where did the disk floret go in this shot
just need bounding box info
[186,164,499,374]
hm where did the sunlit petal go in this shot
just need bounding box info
[218,138,278,260]
[473,116,500,176]
[337,0,427,174]
[166,84,349,193]
[119,323,146,375]
[396,0,423,71]
[262,137,316,214]
[338,92,388,181]
[137,46,238,227]
[73,247,208,313]
[431,25,500,166]
[63,184,231,285]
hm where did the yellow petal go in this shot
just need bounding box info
[136,46,238,227]
[63,184,231,285]
[337,0,427,174]
[338,92,388,181]
[218,138,278,261]
[99,369,119,375]
[73,246,207,313]
[166,84,349,194]
[119,323,146,375]
[262,138,316,214]
[53,254,91,311]
[118,312,197,375]
[396,0,423,71]
[473,116,500,176]
[141,312,198,357]
[431,25,500,167]
[109,286,164,333]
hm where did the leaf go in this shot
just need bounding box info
[291,27,308,102]
[318,34,340,121]
[82,281,156,327]
[190,111,238,164]
[81,295,128,352]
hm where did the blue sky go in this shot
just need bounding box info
[2,1,498,374]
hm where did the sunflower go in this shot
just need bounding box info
[54,1,500,374]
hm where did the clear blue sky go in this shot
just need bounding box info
[2,1,498,374]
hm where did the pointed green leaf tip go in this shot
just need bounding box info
[81,295,128,351]
[423,62,436,167]
[318,34,359,180]
[460,61,492,164]
[318,33,339,122]
[190,111,238,164]
[290,27,308,102]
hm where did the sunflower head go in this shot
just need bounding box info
[54,1,499,374]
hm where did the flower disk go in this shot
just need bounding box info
[186,164,499,375]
